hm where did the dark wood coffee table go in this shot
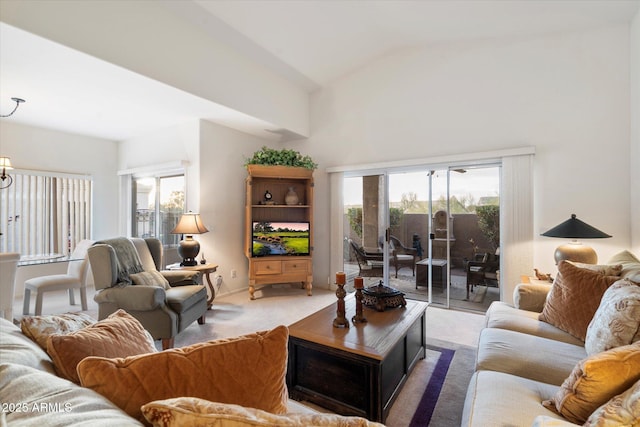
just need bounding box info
[287,294,428,423]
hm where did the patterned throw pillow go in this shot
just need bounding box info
[20,312,96,350]
[130,270,171,290]
[542,342,640,424]
[584,378,640,427]
[539,261,620,341]
[585,279,640,355]
[46,309,157,384]
[141,397,385,427]
[77,326,290,424]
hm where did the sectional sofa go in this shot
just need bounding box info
[0,311,384,426]
[461,251,640,426]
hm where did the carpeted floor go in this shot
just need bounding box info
[385,338,477,427]
[14,284,484,427]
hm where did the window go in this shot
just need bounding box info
[132,174,184,247]
[0,172,92,256]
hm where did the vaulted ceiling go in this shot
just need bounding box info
[1,0,638,141]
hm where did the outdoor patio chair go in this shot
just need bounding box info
[389,235,419,278]
[465,251,500,299]
[348,239,384,278]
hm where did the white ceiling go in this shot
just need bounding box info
[1,0,638,141]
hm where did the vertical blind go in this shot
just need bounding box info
[0,172,92,256]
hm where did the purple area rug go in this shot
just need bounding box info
[409,345,456,427]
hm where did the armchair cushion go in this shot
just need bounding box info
[141,397,385,427]
[77,325,290,423]
[46,310,157,384]
[94,285,166,311]
[165,285,207,313]
[130,270,170,290]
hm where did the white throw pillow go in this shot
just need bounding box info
[585,279,640,356]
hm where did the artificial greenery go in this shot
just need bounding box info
[245,146,318,170]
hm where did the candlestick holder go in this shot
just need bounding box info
[333,272,349,328]
[352,277,367,324]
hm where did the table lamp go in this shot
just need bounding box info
[541,214,611,264]
[171,212,209,266]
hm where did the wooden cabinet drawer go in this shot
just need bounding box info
[253,260,282,275]
[283,260,308,273]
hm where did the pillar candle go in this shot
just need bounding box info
[336,272,346,285]
[354,277,364,289]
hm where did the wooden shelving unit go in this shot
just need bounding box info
[245,165,314,299]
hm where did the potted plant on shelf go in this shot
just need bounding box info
[244,146,317,178]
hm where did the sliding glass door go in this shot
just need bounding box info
[343,163,500,311]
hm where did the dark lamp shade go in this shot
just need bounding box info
[171,213,209,235]
[541,214,611,239]
[541,214,611,265]
[171,212,208,266]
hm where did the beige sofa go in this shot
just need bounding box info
[461,251,640,427]
[0,311,384,426]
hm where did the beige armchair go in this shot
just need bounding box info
[88,237,208,349]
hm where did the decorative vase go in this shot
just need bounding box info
[285,187,299,205]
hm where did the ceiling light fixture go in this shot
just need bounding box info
[0,97,26,118]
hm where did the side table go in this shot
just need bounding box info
[167,263,218,308]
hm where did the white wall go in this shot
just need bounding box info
[303,25,632,297]
[0,121,118,239]
[118,119,269,296]
[0,121,119,295]
[631,10,640,254]
[198,120,267,295]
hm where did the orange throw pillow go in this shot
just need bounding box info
[543,342,640,424]
[77,325,289,423]
[539,261,619,341]
[46,309,157,384]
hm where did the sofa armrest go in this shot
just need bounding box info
[161,270,201,287]
[513,282,552,312]
[94,286,166,311]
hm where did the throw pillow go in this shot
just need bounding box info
[584,378,640,427]
[130,270,171,290]
[606,250,640,282]
[142,397,385,427]
[542,342,640,424]
[46,309,157,384]
[566,261,623,277]
[20,312,96,351]
[77,325,290,423]
[585,279,640,355]
[539,261,620,341]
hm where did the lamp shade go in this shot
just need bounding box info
[541,214,611,264]
[0,157,13,170]
[541,214,611,239]
[171,212,209,266]
[171,212,209,235]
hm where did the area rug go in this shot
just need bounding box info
[385,338,477,427]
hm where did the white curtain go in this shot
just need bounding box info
[500,154,534,304]
[0,173,92,255]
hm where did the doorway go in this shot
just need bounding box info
[342,164,500,312]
